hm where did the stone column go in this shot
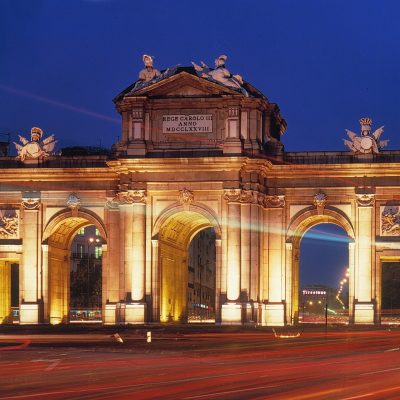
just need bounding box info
[221,189,242,324]
[151,239,159,322]
[354,193,375,324]
[117,190,147,324]
[249,200,260,323]
[20,195,41,324]
[263,195,286,326]
[285,242,293,324]
[41,244,49,322]
[215,238,222,323]
[0,261,11,323]
[103,200,121,324]
[348,241,356,323]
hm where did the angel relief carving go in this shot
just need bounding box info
[381,206,400,236]
[0,210,18,238]
[14,127,57,162]
[343,118,388,154]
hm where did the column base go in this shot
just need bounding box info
[222,139,242,155]
[20,303,39,324]
[354,302,374,324]
[125,303,147,324]
[261,302,285,326]
[221,302,242,325]
[242,302,258,324]
[103,304,117,325]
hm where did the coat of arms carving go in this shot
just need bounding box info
[14,127,57,162]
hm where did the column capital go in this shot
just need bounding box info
[264,195,285,208]
[223,189,258,204]
[109,190,147,206]
[356,193,375,207]
[21,198,40,210]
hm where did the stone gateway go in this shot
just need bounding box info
[0,55,399,326]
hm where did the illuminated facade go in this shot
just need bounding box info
[1,62,400,326]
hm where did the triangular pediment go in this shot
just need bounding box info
[123,71,243,98]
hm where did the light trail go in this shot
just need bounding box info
[0,84,120,124]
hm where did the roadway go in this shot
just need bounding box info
[1,327,400,399]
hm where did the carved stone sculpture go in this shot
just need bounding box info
[381,206,400,235]
[14,127,57,162]
[67,193,81,210]
[139,55,161,83]
[343,118,388,154]
[314,191,327,214]
[192,55,248,96]
[178,188,194,206]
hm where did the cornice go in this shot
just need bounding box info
[0,167,117,182]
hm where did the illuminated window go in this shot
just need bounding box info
[95,246,102,259]
[77,244,84,257]
[78,227,85,235]
[95,228,100,236]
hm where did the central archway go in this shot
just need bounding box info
[155,206,221,323]
[286,207,355,324]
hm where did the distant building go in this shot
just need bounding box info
[69,226,103,320]
[300,284,339,312]
[187,228,216,321]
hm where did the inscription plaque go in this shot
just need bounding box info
[162,114,212,133]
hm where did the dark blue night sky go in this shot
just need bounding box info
[1,0,395,287]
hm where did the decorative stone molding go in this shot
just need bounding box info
[0,210,18,238]
[228,107,239,118]
[223,189,256,204]
[223,189,242,203]
[66,193,81,210]
[314,191,327,214]
[21,197,40,210]
[117,190,147,205]
[356,193,375,207]
[178,188,194,206]
[132,109,144,120]
[105,197,120,210]
[264,195,285,208]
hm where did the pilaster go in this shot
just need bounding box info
[262,195,286,326]
[20,194,41,324]
[115,190,147,324]
[354,191,375,324]
[0,261,11,323]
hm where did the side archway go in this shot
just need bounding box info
[43,208,107,324]
[286,207,355,324]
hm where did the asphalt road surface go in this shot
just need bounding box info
[1,327,400,399]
